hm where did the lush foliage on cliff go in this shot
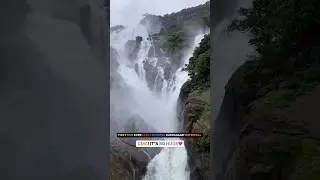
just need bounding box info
[220,2,320,180]
[183,34,210,94]
[110,25,125,33]
[163,2,209,63]
[164,25,189,57]
[142,2,210,60]
[160,1,210,31]
[229,0,320,107]
[185,34,210,85]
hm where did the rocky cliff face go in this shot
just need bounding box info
[214,61,320,180]
[211,0,320,179]
[110,112,164,176]
[110,38,162,179]
[178,86,210,180]
[171,0,256,179]
[209,0,255,179]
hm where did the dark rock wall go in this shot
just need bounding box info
[183,92,211,180]
[214,63,320,180]
[211,0,320,179]
[212,63,252,180]
[210,0,254,179]
[0,0,109,180]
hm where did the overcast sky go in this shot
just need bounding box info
[110,0,208,26]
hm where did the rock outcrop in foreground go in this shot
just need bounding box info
[211,0,320,178]
[178,87,210,180]
[213,61,320,180]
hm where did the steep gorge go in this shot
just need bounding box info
[109,1,210,180]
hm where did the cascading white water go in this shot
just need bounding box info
[141,34,204,180]
[110,1,207,179]
[111,23,204,179]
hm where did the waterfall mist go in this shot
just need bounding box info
[110,0,207,179]
[210,0,256,179]
[110,0,207,26]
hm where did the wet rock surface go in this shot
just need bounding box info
[110,114,161,180]
[178,88,210,180]
[142,56,176,92]
[213,61,320,180]
[122,114,156,132]
[124,38,142,62]
[110,47,119,73]
[111,25,125,33]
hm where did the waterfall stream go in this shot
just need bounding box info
[110,1,206,179]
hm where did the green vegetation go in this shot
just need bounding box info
[198,104,210,152]
[200,104,210,121]
[183,33,210,95]
[228,0,320,108]
[262,63,320,108]
[247,135,301,179]
[289,139,320,180]
[141,2,209,66]
[160,1,210,32]
[162,2,209,64]
[235,135,320,180]
[264,89,296,108]
[189,89,206,97]
[226,1,320,178]
[164,25,190,58]
[199,133,210,152]
[218,1,320,179]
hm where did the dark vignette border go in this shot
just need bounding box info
[0,0,111,180]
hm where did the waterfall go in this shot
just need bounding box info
[111,23,204,179]
[110,1,206,179]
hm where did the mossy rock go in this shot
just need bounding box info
[241,134,320,180]
[239,134,301,180]
[279,79,301,90]
[198,133,210,152]
[195,104,210,152]
[189,103,210,129]
[200,104,210,121]
[264,89,296,108]
[289,139,320,180]
[190,89,206,97]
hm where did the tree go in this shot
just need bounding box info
[229,0,320,75]
[184,34,210,89]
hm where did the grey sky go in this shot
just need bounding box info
[110,0,208,26]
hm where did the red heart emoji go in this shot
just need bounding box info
[178,141,183,145]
